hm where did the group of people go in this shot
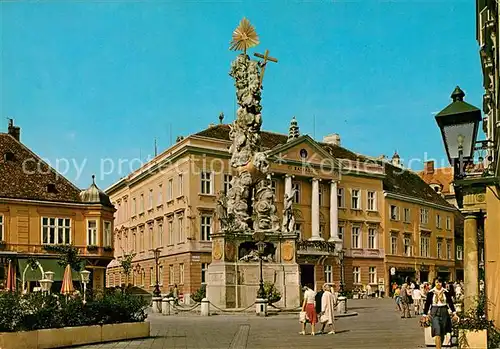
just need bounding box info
[393,278,463,349]
[392,279,463,319]
[299,283,338,336]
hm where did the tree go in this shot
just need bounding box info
[120,253,136,286]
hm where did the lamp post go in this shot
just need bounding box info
[338,249,345,295]
[335,240,345,295]
[150,248,162,297]
[256,241,266,299]
[80,270,91,304]
[435,86,483,312]
[435,86,482,180]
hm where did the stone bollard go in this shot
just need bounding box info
[336,296,347,314]
[162,297,171,315]
[255,298,268,317]
[200,298,210,316]
[152,297,162,313]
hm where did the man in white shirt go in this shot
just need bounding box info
[412,286,423,314]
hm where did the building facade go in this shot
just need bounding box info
[106,120,458,301]
[0,121,115,291]
[417,161,465,281]
[475,0,500,325]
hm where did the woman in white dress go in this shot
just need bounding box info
[320,284,337,334]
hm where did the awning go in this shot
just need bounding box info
[18,259,82,282]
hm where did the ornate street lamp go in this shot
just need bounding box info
[435,86,482,178]
[39,278,53,294]
[150,248,162,297]
[44,271,54,282]
[80,270,91,304]
[256,240,267,299]
[335,240,345,295]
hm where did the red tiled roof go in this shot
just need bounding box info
[417,168,454,195]
[0,133,82,203]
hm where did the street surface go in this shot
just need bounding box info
[77,298,427,349]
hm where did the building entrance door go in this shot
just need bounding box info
[300,264,315,288]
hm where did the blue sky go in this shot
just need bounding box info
[1,1,482,189]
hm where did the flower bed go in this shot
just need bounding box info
[0,290,150,348]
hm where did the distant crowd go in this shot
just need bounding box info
[392,279,464,318]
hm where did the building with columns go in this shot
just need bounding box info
[106,118,458,301]
[0,120,114,292]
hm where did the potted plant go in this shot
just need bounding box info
[454,292,500,348]
[0,241,6,250]
[87,245,98,252]
[263,282,281,305]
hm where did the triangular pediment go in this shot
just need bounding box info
[266,135,340,170]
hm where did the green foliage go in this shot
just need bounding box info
[86,245,98,252]
[43,244,82,272]
[0,292,22,332]
[27,256,39,271]
[263,281,281,304]
[454,291,500,349]
[191,284,206,303]
[120,253,136,278]
[0,290,148,332]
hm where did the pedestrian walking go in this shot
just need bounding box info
[319,284,337,334]
[173,284,179,305]
[412,285,423,315]
[400,283,412,318]
[394,285,402,312]
[315,284,324,331]
[422,278,459,349]
[299,284,318,335]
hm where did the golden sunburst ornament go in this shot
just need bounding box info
[230,17,259,53]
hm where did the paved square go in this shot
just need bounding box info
[77,299,427,349]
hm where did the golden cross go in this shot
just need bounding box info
[254,49,278,89]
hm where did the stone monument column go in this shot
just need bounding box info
[310,178,322,241]
[329,180,339,242]
[464,213,479,312]
[284,174,293,197]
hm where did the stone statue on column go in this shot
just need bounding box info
[225,38,279,234]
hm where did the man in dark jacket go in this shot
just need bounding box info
[315,286,324,331]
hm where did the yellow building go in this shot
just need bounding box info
[106,119,458,302]
[0,120,114,291]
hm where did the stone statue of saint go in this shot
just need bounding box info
[282,189,296,233]
[216,191,229,229]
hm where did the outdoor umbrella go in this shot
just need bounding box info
[6,259,16,292]
[60,264,74,295]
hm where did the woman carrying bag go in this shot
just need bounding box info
[319,284,337,334]
[299,284,318,335]
[421,277,459,349]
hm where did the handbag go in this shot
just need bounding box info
[320,313,329,324]
[299,311,309,323]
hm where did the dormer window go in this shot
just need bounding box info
[4,152,14,162]
[47,184,58,194]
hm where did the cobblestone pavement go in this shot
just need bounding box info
[76,298,427,349]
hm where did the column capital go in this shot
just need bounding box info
[311,177,321,182]
[463,212,479,220]
[284,174,294,178]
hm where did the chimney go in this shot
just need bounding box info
[323,133,341,146]
[425,161,435,174]
[8,119,21,141]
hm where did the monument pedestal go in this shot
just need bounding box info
[255,298,268,316]
[207,231,301,309]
